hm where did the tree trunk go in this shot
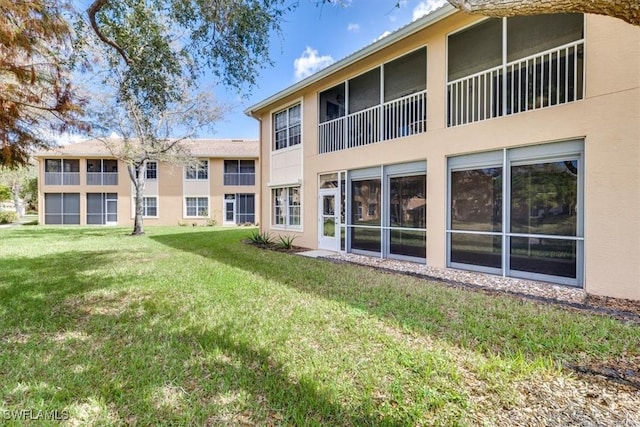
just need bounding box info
[130,163,146,236]
[448,0,640,26]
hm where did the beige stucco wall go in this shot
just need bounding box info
[255,12,640,300]
[38,157,259,228]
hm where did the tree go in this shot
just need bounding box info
[0,164,36,215]
[0,1,87,168]
[94,77,224,235]
[80,0,292,235]
[446,0,639,26]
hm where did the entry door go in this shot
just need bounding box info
[105,196,118,225]
[224,198,236,224]
[318,188,340,251]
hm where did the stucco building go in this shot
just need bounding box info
[35,138,259,227]
[246,6,640,300]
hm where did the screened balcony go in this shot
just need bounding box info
[86,159,119,185]
[224,160,255,186]
[44,159,80,185]
[319,47,427,154]
[447,14,584,127]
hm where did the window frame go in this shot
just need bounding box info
[185,160,209,181]
[273,103,302,151]
[143,196,158,217]
[145,161,158,180]
[271,186,302,229]
[446,139,584,286]
[184,196,209,218]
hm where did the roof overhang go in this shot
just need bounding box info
[244,4,458,118]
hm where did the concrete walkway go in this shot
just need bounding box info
[297,249,339,258]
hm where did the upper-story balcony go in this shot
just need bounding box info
[44,159,79,185]
[86,159,119,185]
[447,14,584,127]
[224,160,256,186]
[318,47,427,154]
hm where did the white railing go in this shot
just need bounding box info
[86,172,118,185]
[44,172,80,185]
[318,90,427,154]
[447,40,584,127]
[224,173,255,186]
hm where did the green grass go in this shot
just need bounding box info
[0,226,638,426]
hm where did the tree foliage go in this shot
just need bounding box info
[86,0,292,112]
[0,0,87,168]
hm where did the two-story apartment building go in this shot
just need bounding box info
[35,138,260,227]
[246,6,640,300]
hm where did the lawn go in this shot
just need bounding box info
[0,226,638,426]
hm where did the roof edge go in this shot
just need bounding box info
[244,4,458,117]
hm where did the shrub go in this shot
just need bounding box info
[248,230,274,246]
[276,234,297,250]
[0,211,18,224]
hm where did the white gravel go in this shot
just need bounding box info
[324,253,587,305]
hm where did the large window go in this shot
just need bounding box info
[224,160,255,185]
[44,193,80,224]
[274,104,301,150]
[348,162,427,261]
[185,197,209,217]
[185,160,208,180]
[447,140,583,286]
[272,186,301,228]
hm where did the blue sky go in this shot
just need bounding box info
[212,0,447,139]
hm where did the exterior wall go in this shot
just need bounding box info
[38,156,259,227]
[255,12,640,300]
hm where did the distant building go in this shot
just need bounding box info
[34,138,259,226]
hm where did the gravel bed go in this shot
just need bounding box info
[325,252,586,304]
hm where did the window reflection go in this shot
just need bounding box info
[451,167,502,232]
[510,161,577,236]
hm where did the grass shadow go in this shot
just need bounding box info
[151,229,640,365]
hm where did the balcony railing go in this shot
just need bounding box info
[448,40,584,127]
[86,172,118,185]
[44,172,80,186]
[319,90,427,154]
[224,173,255,186]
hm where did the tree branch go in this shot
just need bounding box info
[87,0,132,64]
[448,0,640,26]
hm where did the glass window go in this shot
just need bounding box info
[450,168,502,232]
[186,160,208,180]
[224,160,238,174]
[185,197,208,217]
[447,141,583,285]
[272,186,301,228]
[143,197,157,217]
[146,162,157,180]
[319,173,338,189]
[273,104,301,150]
[510,161,578,236]
[351,179,381,226]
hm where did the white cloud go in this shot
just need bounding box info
[375,31,392,42]
[412,0,447,21]
[347,23,360,32]
[293,47,334,81]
